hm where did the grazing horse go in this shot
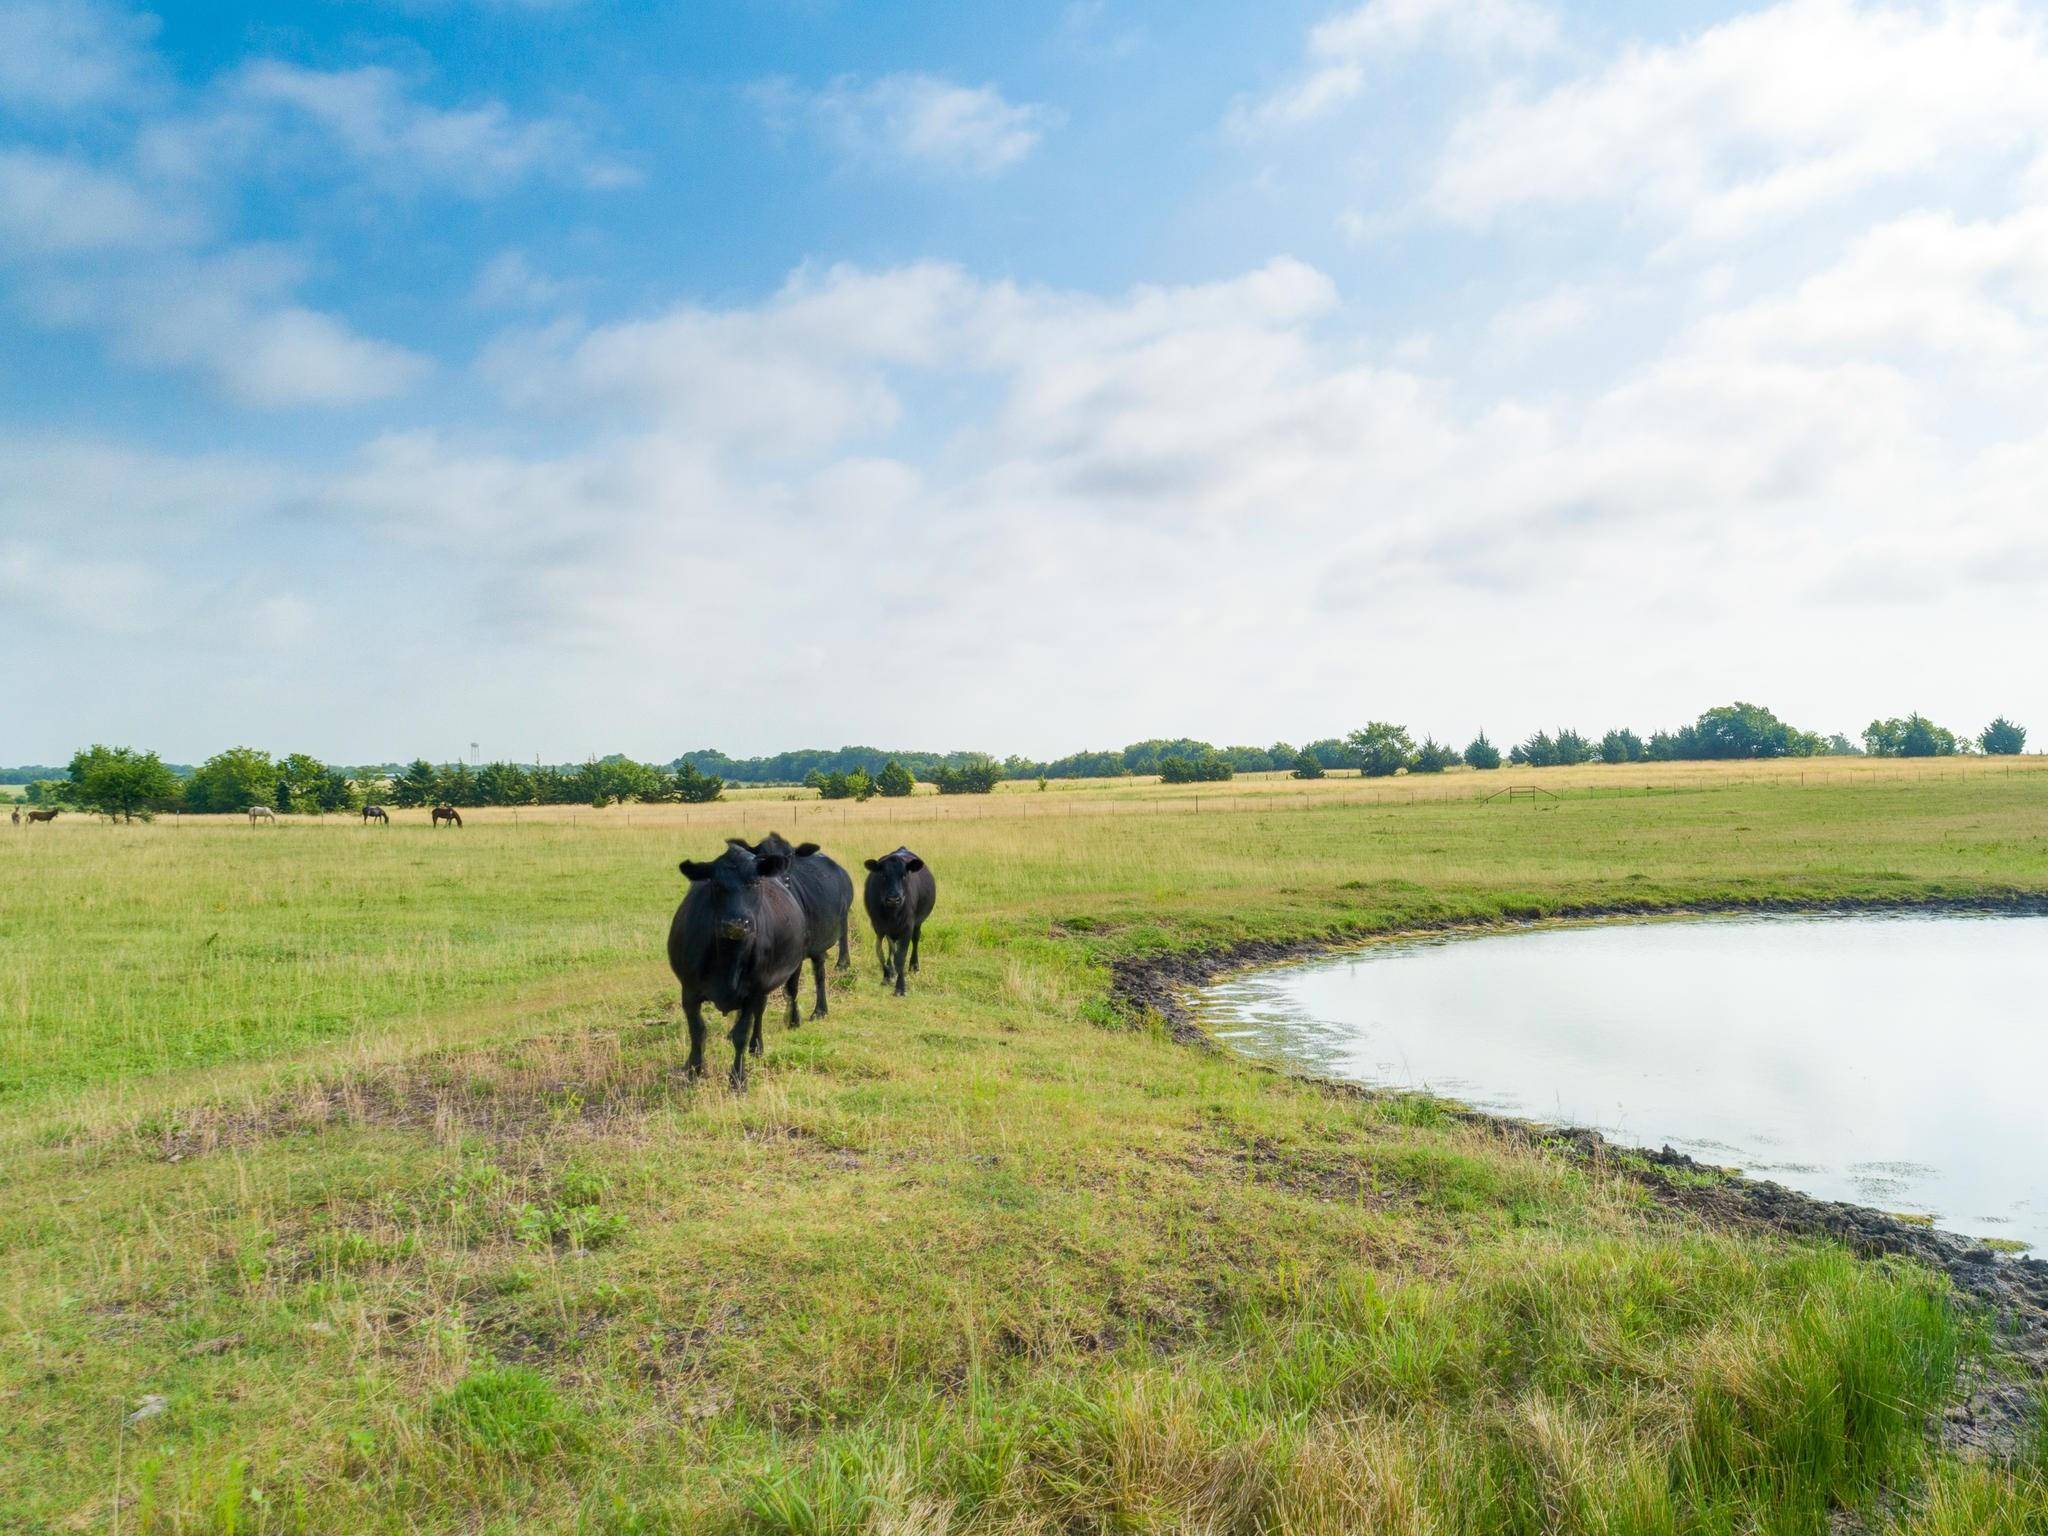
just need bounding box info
[9,806,17,824]
[361,804,390,825]
[25,808,59,823]
[431,805,463,828]
[248,805,277,825]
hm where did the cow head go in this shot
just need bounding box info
[863,848,925,910]
[681,845,789,939]
[732,831,822,861]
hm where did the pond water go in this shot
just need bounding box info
[1196,913,2048,1251]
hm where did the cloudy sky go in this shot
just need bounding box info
[3,0,2044,764]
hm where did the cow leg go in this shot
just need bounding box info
[836,912,850,970]
[875,932,891,980]
[910,923,922,973]
[683,994,708,1080]
[892,937,909,997]
[727,1008,753,1090]
[810,951,828,1019]
[784,969,801,1029]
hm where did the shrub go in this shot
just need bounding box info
[809,768,875,801]
[876,760,916,797]
[1347,722,1415,778]
[1463,733,1501,770]
[1979,717,2027,756]
[1291,747,1326,780]
[933,756,1002,795]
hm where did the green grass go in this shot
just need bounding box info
[2,761,2045,1532]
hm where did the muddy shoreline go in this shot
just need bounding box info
[1109,894,2048,1456]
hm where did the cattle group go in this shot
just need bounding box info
[667,833,936,1087]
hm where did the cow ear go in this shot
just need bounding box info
[864,858,880,871]
[725,837,755,852]
[904,857,925,873]
[680,859,714,881]
[755,853,788,878]
[794,842,821,857]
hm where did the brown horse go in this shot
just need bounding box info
[431,805,463,828]
[25,808,58,823]
[362,804,390,825]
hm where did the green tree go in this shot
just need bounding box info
[1290,746,1325,780]
[1553,728,1595,766]
[1410,737,1458,773]
[274,753,331,813]
[1600,729,1645,764]
[876,760,916,798]
[1158,749,1233,784]
[185,747,279,813]
[669,762,724,803]
[315,767,359,812]
[24,778,70,806]
[1979,717,2028,755]
[1463,733,1501,770]
[1510,731,1556,768]
[391,759,442,808]
[1686,702,1808,759]
[67,745,179,821]
[1347,722,1415,778]
[1864,714,1959,758]
[477,762,535,806]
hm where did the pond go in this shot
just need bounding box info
[1195,912,2048,1251]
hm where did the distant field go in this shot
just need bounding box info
[3,760,2045,1531]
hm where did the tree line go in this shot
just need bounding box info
[19,705,2029,820]
[33,748,725,822]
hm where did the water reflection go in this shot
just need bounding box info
[1196,913,2048,1249]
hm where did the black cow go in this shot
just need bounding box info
[668,843,806,1088]
[863,846,935,997]
[731,832,853,1026]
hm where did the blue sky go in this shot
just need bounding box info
[4,0,2046,763]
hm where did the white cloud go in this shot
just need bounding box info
[0,148,191,254]
[1427,0,2048,235]
[761,72,1058,176]
[0,0,155,114]
[1310,0,1560,61]
[1230,0,1558,136]
[24,247,430,406]
[471,249,576,309]
[220,60,636,193]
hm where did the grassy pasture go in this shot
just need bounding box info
[3,757,2047,1532]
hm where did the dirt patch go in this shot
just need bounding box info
[1112,895,2048,1459]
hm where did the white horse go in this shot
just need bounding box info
[248,805,277,825]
